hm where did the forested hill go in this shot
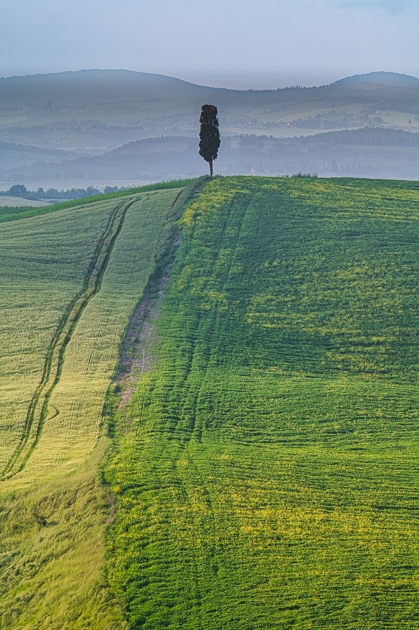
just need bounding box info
[334,71,419,88]
[2,70,419,110]
[0,70,222,106]
[5,128,419,183]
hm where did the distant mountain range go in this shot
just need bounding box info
[2,70,419,185]
[333,72,419,88]
[1,70,419,107]
[0,70,222,107]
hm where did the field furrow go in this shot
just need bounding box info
[0,181,197,630]
[3,199,133,478]
[6,188,184,489]
[0,198,122,473]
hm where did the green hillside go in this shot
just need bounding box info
[0,181,198,628]
[105,176,419,629]
[1,174,419,629]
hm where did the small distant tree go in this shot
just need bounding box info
[199,104,220,177]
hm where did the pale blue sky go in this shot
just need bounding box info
[1,0,418,88]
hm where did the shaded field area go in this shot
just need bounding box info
[106,176,419,629]
[0,183,196,628]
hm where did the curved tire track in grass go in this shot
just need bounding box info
[2,198,137,480]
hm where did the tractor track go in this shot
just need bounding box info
[2,197,137,480]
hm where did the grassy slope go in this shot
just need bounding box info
[8,189,181,489]
[0,443,128,630]
[106,176,419,629]
[0,197,119,473]
[0,183,199,628]
[0,179,194,225]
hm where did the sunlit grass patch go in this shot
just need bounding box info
[0,183,193,628]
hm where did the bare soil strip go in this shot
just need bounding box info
[116,273,169,410]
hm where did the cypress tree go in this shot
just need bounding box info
[199,104,220,177]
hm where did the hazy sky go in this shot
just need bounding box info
[1,0,418,89]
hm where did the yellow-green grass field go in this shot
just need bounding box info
[2,173,419,629]
[106,176,419,629]
[0,182,195,628]
[0,197,118,474]
[6,188,181,488]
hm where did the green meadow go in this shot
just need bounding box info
[105,176,419,629]
[1,174,419,628]
[0,182,195,628]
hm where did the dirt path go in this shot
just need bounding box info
[113,178,208,410]
[115,271,170,409]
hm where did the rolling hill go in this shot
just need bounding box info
[1,175,419,628]
[0,70,222,107]
[4,127,419,185]
[104,175,419,629]
[334,71,419,88]
[2,70,419,164]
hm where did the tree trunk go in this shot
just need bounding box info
[209,159,213,178]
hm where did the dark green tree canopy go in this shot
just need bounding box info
[199,104,220,177]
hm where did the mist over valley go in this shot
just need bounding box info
[3,69,419,197]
